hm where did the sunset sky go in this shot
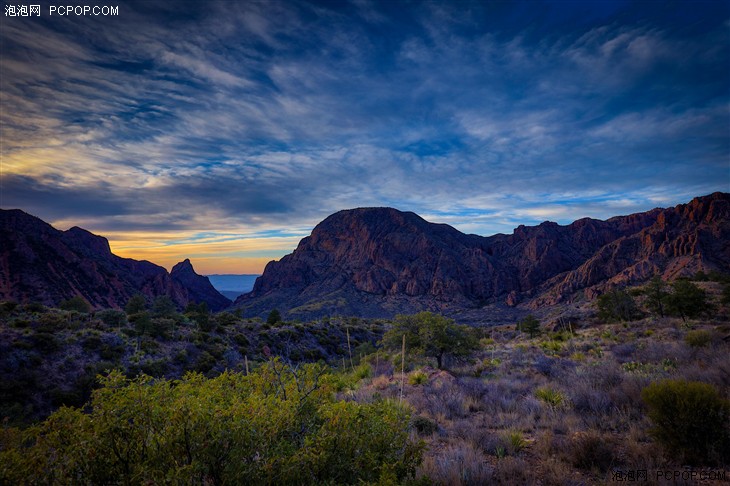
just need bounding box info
[1,0,728,274]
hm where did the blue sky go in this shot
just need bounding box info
[1,0,728,273]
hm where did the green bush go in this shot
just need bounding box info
[60,296,91,313]
[535,387,566,408]
[684,329,712,348]
[408,370,428,386]
[642,379,730,464]
[0,361,424,485]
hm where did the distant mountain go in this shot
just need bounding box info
[206,274,259,299]
[234,193,730,319]
[0,209,229,310]
[171,260,231,311]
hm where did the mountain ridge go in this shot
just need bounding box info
[234,193,730,319]
[0,209,228,310]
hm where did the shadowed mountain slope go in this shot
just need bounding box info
[0,209,228,310]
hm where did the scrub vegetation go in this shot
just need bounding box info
[1,274,729,484]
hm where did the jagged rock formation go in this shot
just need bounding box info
[235,193,730,319]
[171,259,230,311]
[0,209,228,310]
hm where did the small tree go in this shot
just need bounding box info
[125,294,147,316]
[267,309,282,326]
[596,289,639,322]
[152,295,176,318]
[666,280,708,322]
[60,295,91,313]
[643,276,668,317]
[517,314,541,338]
[382,312,477,369]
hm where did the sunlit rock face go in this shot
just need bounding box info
[235,193,730,319]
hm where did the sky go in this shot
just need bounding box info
[1,0,729,274]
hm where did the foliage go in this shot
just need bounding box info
[517,314,541,338]
[0,361,424,485]
[535,387,566,408]
[59,295,91,313]
[95,309,127,328]
[267,308,283,325]
[642,380,730,464]
[408,370,429,386]
[642,276,669,317]
[382,312,478,369]
[151,295,176,318]
[596,289,639,322]
[684,329,712,348]
[666,280,709,322]
[125,294,147,315]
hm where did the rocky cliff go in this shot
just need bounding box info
[0,209,228,310]
[171,259,231,311]
[235,193,730,318]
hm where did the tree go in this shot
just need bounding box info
[125,294,147,316]
[517,314,541,338]
[60,295,91,313]
[267,309,282,325]
[596,289,639,322]
[382,312,478,369]
[643,275,668,317]
[666,280,708,322]
[152,295,176,318]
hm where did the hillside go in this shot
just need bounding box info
[235,193,730,319]
[0,209,229,311]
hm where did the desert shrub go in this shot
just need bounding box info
[568,431,616,472]
[96,309,127,328]
[266,308,282,325]
[517,314,541,338]
[535,387,566,409]
[641,379,730,464]
[60,295,91,313]
[31,332,60,353]
[23,302,46,313]
[0,362,424,485]
[82,333,103,352]
[194,351,217,373]
[597,289,639,321]
[411,415,438,436]
[684,329,712,348]
[214,312,238,327]
[409,370,428,386]
[418,441,493,486]
[353,362,372,380]
[502,430,526,455]
[666,280,709,322]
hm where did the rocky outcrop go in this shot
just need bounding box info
[171,259,230,311]
[0,209,228,310]
[235,193,730,319]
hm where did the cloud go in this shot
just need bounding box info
[1,0,728,273]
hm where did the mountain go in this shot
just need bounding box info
[206,274,259,300]
[234,193,730,319]
[171,260,231,311]
[0,209,228,310]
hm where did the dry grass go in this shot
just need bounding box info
[352,314,730,484]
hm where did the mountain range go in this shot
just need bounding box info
[234,192,729,319]
[0,209,230,311]
[1,193,728,318]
